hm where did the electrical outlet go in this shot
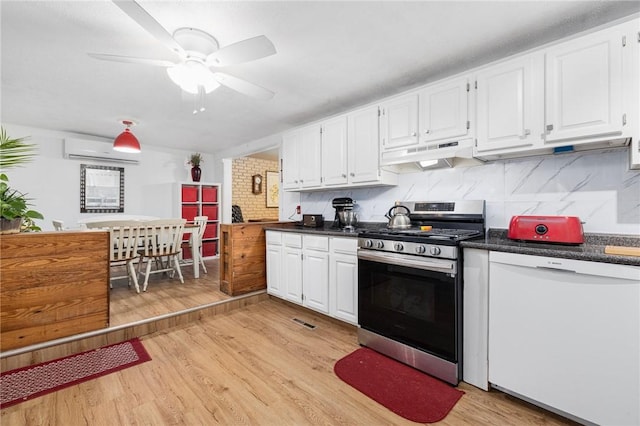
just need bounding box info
[296,205,301,214]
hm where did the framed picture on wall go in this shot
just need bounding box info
[266,171,279,208]
[80,164,124,213]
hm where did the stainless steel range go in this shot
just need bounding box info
[357,200,485,385]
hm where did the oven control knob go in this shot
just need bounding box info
[364,239,373,248]
[430,246,441,255]
[376,241,385,249]
[415,245,426,254]
[394,243,404,251]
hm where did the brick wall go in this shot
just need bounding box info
[232,157,279,221]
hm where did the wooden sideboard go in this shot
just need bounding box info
[0,230,110,351]
[220,221,296,296]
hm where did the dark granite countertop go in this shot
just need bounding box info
[462,229,640,266]
[263,222,387,238]
[264,225,640,266]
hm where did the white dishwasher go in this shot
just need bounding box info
[488,251,640,426]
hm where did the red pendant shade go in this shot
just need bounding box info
[113,121,141,153]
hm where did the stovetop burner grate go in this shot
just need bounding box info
[361,227,482,240]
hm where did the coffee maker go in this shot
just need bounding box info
[332,197,356,230]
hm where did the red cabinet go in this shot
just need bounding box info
[176,182,221,258]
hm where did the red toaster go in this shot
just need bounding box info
[507,215,584,244]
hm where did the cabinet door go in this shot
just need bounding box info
[266,243,284,298]
[380,92,419,151]
[475,53,544,153]
[330,252,358,324]
[302,249,329,314]
[299,125,323,188]
[348,105,381,184]
[282,130,301,190]
[283,247,303,303]
[321,116,348,186]
[419,76,470,143]
[545,26,624,142]
[628,20,640,169]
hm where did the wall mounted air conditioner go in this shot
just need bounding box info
[64,138,140,164]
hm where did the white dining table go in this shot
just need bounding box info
[81,216,203,279]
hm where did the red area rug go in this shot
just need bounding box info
[334,347,464,423]
[0,338,151,409]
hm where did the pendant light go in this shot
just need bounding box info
[113,120,141,153]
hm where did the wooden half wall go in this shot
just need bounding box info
[219,221,295,296]
[1,230,110,351]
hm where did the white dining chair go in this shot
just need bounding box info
[182,215,208,274]
[137,218,186,292]
[52,219,65,231]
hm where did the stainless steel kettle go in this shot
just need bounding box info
[386,205,412,229]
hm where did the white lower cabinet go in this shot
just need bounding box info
[462,248,489,391]
[265,232,284,298]
[279,233,302,303]
[329,237,358,325]
[302,235,330,313]
[488,251,640,425]
[266,231,357,324]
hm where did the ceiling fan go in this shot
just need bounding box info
[89,0,276,102]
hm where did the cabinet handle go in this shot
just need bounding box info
[411,132,417,137]
[342,174,347,178]
[350,172,355,177]
[519,129,531,139]
[546,124,554,133]
[425,129,430,134]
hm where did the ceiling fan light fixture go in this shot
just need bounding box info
[167,61,220,94]
[113,120,141,153]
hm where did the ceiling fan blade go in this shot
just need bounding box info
[88,53,175,67]
[113,0,185,57]
[206,35,276,67]
[212,72,274,100]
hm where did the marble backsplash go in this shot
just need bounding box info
[295,147,640,235]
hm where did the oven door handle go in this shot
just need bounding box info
[357,249,457,274]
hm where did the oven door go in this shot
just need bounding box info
[357,249,460,363]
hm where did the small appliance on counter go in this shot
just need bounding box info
[508,215,584,244]
[332,197,356,230]
[302,214,324,228]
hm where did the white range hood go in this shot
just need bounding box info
[381,138,475,167]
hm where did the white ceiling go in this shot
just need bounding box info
[2,1,639,156]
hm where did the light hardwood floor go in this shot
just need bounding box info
[110,259,227,326]
[2,298,577,425]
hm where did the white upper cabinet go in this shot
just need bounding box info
[299,125,323,188]
[283,106,397,192]
[281,130,301,190]
[321,116,349,186]
[380,92,419,151]
[419,75,470,143]
[475,52,545,154]
[544,25,626,144]
[348,105,384,184]
[283,125,322,190]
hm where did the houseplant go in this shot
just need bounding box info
[0,126,44,233]
[189,152,202,182]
